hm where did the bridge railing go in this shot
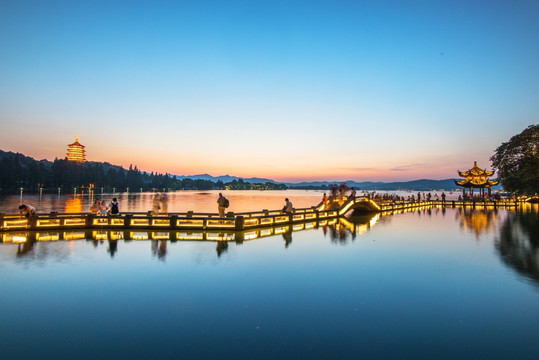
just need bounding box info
[0,205,341,232]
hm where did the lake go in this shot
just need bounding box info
[1,189,464,215]
[0,192,538,359]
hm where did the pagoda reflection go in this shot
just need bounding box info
[457,208,499,239]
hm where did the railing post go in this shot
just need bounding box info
[170,214,178,230]
[235,216,244,231]
[85,213,92,227]
[28,215,37,230]
[124,214,132,229]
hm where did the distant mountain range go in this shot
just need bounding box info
[172,174,500,191]
[287,179,467,191]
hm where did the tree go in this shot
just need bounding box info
[490,124,539,195]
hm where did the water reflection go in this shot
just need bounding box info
[108,239,118,257]
[324,214,381,245]
[495,204,539,286]
[64,197,83,213]
[1,215,378,259]
[457,207,500,239]
[152,240,168,260]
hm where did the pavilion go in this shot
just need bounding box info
[455,161,499,198]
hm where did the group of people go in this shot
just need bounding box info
[18,193,298,218]
[90,198,120,216]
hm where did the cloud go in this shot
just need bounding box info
[390,163,431,172]
[341,167,377,171]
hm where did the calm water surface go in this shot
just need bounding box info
[0,196,538,359]
[0,189,462,214]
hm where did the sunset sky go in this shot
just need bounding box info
[1,0,538,182]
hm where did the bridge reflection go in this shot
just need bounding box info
[1,214,380,259]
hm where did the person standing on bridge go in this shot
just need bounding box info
[217,193,228,217]
[322,193,328,207]
[159,192,169,215]
[349,188,357,200]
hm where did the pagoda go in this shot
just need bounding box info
[455,161,499,197]
[66,136,86,163]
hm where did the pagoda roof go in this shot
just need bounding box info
[454,179,499,188]
[458,161,494,177]
[67,136,85,148]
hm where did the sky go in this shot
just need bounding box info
[0,0,538,182]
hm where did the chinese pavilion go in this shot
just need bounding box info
[66,136,86,163]
[455,161,499,197]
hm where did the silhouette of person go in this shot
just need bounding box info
[282,228,293,248]
[108,239,118,257]
[283,198,293,214]
[18,204,36,218]
[217,193,227,217]
[216,241,228,257]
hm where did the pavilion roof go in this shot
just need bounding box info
[458,161,494,177]
[454,179,499,188]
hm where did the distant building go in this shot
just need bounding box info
[66,136,86,163]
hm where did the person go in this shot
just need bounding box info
[99,200,109,216]
[152,192,161,215]
[19,204,36,218]
[90,200,100,215]
[349,187,356,200]
[109,197,120,216]
[217,193,227,217]
[322,193,328,207]
[283,198,293,214]
[159,192,169,215]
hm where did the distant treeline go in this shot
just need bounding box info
[0,151,287,193]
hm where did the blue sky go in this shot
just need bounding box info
[1,0,537,181]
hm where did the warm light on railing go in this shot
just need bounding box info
[36,232,60,242]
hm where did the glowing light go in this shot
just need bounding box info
[66,135,86,163]
[64,232,86,240]
[151,232,170,240]
[176,232,204,240]
[36,232,60,241]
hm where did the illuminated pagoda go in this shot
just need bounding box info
[66,135,86,163]
[455,161,499,197]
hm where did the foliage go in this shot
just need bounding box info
[0,151,287,193]
[490,124,539,195]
